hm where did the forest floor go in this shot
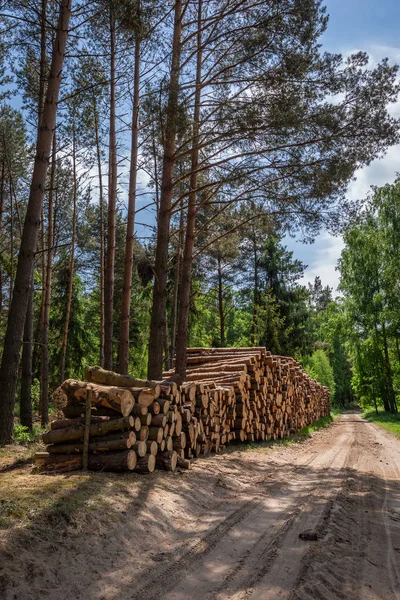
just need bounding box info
[1,410,400,600]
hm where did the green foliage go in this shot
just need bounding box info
[13,424,44,445]
[301,349,336,398]
[362,408,400,438]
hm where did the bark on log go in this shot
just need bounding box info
[35,450,137,472]
[42,415,135,445]
[135,453,156,473]
[131,441,147,457]
[84,366,161,390]
[61,379,134,416]
[46,431,137,453]
[146,440,158,456]
[156,450,177,471]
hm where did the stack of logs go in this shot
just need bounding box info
[35,347,330,473]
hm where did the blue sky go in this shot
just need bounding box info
[287,0,400,293]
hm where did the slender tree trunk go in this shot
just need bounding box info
[21,0,49,427]
[175,0,202,378]
[147,0,183,379]
[217,255,225,346]
[152,123,160,217]
[250,234,258,346]
[40,132,56,426]
[118,32,141,374]
[170,196,184,366]
[9,178,13,300]
[0,0,71,445]
[93,95,105,368]
[20,285,33,429]
[104,7,117,370]
[0,162,4,320]
[381,321,397,413]
[60,120,77,384]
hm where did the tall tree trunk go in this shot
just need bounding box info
[381,321,397,413]
[20,284,33,429]
[250,232,258,346]
[148,0,183,379]
[170,196,184,367]
[217,257,225,348]
[217,255,225,346]
[175,0,202,378]
[9,178,13,300]
[21,0,49,428]
[118,31,141,374]
[0,0,71,445]
[0,161,4,320]
[40,132,56,426]
[104,6,117,370]
[60,120,77,384]
[93,94,105,368]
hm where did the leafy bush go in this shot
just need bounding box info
[13,424,44,445]
[301,349,336,398]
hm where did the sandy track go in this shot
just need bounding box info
[1,411,400,600]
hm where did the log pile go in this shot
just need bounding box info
[34,349,330,473]
[163,347,330,452]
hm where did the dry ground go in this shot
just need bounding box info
[1,410,400,600]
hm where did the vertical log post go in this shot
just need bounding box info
[82,388,92,470]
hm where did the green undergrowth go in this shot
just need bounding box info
[362,408,400,438]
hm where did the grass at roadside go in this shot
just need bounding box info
[362,408,400,438]
[234,407,344,454]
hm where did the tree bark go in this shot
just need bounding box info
[147,0,183,379]
[119,31,141,374]
[170,195,184,367]
[381,320,397,413]
[217,255,225,346]
[35,449,137,472]
[42,414,134,445]
[175,0,202,378]
[93,94,105,368]
[250,230,259,346]
[104,6,117,370]
[0,161,4,320]
[20,285,33,429]
[40,132,56,426]
[60,118,77,384]
[0,0,71,445]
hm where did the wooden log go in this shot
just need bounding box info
[135,454,156,473]
[176,455,191,469]
[128,387,158,407]
[50,416,110,430]
[61,404,121,419]
[149,401,161,415]
[84,366,160,389]
[146,440,158,456]
[42,416,135,445]
[46,431,137,453]
[156,451,177,471]
[35,450,137,472]
[150,414,167,427]
[147,427,163,443]
[157,398,170,414]
[131,441,147,457]
[132,404,148,416]
[139,413,152,426]
[138,426,149,441]
[61,380,134,416]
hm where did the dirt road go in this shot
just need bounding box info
[2,411,400,599]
